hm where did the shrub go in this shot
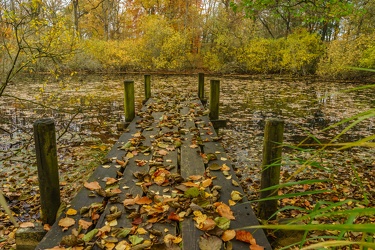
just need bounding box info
[280,30,325,75]
[317,33,375,79]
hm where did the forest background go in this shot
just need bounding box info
[2,0,375,95]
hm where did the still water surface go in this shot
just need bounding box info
[1,74,374,181]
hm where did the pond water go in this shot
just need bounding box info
[1,73,374,200]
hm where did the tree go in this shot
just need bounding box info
[234,0,355,40]
[0,0,77,96]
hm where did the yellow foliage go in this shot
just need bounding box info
[239,38,282,73]
[280,30,324,74]
[317,33,375,78]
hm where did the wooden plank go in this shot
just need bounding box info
[198,115,272,250]
[179,104,206,250]
[36,131,136,249]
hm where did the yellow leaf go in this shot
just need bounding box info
[136,228,147,235]
[66,208,77,216]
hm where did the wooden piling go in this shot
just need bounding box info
[144,74,151,101]
[198,73,204,101]
[209,79,220,121]
[33,118,60,225]
[258,119,284,220]
[123,80,135,122]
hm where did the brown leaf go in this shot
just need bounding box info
[235,230,256,245]
[132,217,142,225]
[78,219,92,230]
[84,181,101,191]
[182,181,199,187]
[135,196,153,205]
[123,198,136,206]
[58,217,75,231]
[168,212,182,222]
[105,177,118,185]
[215,202,235,220]
[189,175,203,181]
[19,222,35,228]
[116,159,128,167]
[158,149,168,156]
[198,218,216,231]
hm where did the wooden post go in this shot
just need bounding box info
[258,119,284,220]
[34,118,60,225]
[198,73,204,101]
[123,80,135,122]
[209,79,220,121]
[144,74,151,101]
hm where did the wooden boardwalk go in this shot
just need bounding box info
[36,92,271,250]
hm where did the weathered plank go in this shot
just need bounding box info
[198,114,272,250]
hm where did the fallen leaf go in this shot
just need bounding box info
[20,222,35,228]
[105,177,118,185]
[58,217,75,231]
[198,218,216,231]
[78,219,92,230]
[136,227,147,235]
[158,149,168,156]
[135,196,153,205]
[236,230,256,245]
[215,202,235,220]
[222,229,236,241]
[209,163,221,171]
[168,212,182,221]
[228,200,236,206]
[231,191,243,201]
[84,181,101,190]
[201,178,212,188]
[198,235,222,250]
[182,181,199,187]
[214,217,231,230]
[164,234,183,244]
[82,228,99,242]
[44,224,51,231]
[129,235,144,245]
[66,208,78,216]
[189,175,203,180]
[184,187,201,198]
[123,198,136,206]
[221,164,230,171]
